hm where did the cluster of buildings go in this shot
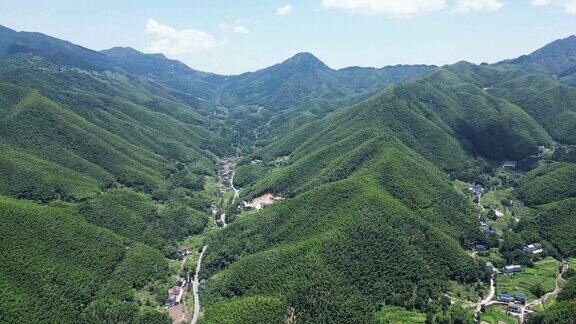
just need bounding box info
[523,243,543,255]
[496,292,526,317]
[497,292,526,304]
[165,249,192,308]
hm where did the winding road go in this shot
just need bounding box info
[191,245,208,324]
[190,157,239,323]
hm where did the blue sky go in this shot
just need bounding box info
[1,0,575,74]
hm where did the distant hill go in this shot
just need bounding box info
[500,35,576,85]
[220,52,435,109]
[0,25,119,72]
[101,46,221,101]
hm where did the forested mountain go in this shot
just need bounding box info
[219,52,435,109]
[101,47,222,102]
[501,34,576,85]
[2,23,576,323]
[0,25,233,323]
[0,25,118,72]
[199,37,576,323]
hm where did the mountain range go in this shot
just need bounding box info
[1,23,576,323]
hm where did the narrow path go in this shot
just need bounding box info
[525,261,568,311]
[191,245,208,324]
[190,156,239,322]
[475,273,496,314]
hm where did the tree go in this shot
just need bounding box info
[530,283,545,298]
[441,295,451,313]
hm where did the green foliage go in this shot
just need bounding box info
[3,26,576,324]
[538,300,576,324]
[202,175,482,322]
[558,277,576,301]
[0,196,168,323]
[532,198,576,257]
[519,163,576,206]
[78,188,208,255]
[233,163,268,188]
[375,305,426,323]
[201,296,286,323]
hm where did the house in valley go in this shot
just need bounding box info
[468,184,485,203]
[506,303,522,316]
[503,161,517,168]
[498,293,512,302]
[523,243,543,255]
[489,208,504,220]
[514,292,527,304]
[474,244,487,252]
[486,261,494,273]
[503,265,523,274]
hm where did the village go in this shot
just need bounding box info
[161,153,572,324]
[456,158,573,323]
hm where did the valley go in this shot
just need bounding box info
[0,23,576,324]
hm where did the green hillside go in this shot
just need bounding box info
[257,64,552,177]
[202,175,481,322]
[220,52,434,110]
[0,196,170,323]
[519,163,576,206]
[0,25,229,323]
[200,127,485,321]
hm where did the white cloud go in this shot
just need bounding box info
[320,0,446,15]
[567,1,576,13]
[277,4,293,15]
[531,0,552,5]
[453,0,503,13]
[233,25,251,34]
[531,0,576,14]
[146,19,217,55]
[220,18,258,33]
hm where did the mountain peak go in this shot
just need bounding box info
[283,52,330,71]
[102,46,142,56]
